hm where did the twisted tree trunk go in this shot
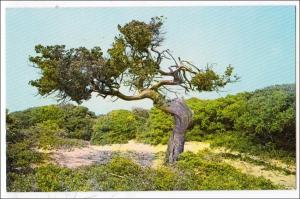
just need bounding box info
[160,98,193,164]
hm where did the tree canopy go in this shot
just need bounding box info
[29,17,239,107]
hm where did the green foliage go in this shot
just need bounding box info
[6,116,44,174]
[7,172,38,192]
[31,121,65,150]
[7,104,95,141]
[8,154,279,192]
[30,121,85,150]
[61,105,96,140]
[6,104,93,177]
[35,165,91,191]
[109,17,164,90]
[84,157,151,191]
[27,105,65,126]
[191,65,239,92]
[185,84,295,153]
[235,84,296,152]
[29,16,237,106]
[6,105,63,131]
[186,93,248,137]
[7,139,43,173]
[136,107,173,145]
[118,20,155,52]
[6,83,296,191]
[203,132,295,163]
[29,17,166,101]
[177,152,279,190]
[29,45,106,103]
[91,110,138,145]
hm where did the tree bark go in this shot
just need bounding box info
[160,98,193,164]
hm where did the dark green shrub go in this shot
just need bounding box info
[186,84,295,153]
[186,93,248,137]
[61,105,96,140]
[7,104,96,141]
[136,107,173,145]
[235,85,296,152]
[91,110,138,145]
[27,121,85,150]
[7,140,43,173]
[8,105,64,129]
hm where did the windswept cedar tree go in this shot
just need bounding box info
[29,17,239,163]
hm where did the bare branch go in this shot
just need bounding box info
[150,79,178,90]
[166,49,179,66]
[161,85,179,98]
[158,69,172,76]
[181,60,201,73]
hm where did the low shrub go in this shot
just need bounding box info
[91,110,138,145]
[7,154,280,192]
[7,140,43,173]
[203,132,295,163]
[177,151,280,190]
[136,107,173,145]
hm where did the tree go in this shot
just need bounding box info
[29,17,239,163]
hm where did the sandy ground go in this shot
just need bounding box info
[47,140,296,189]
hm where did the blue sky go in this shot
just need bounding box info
[6,6,295,114]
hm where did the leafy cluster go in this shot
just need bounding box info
[29,46,106,103]
[29,17,238,106]
[29,17,166,102]
[191,65,238,92]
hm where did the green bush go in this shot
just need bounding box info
[177,151,280,190]
[91,110,138,145]
[7,140,43,173]
[7,104,96,141]
[8,154,280,192]
[7,172,38,192]
[186,93,248,137]
[60,105,96,140]
[202,132,295,163]
[22,121,82,150]
[35,164,90,192]
[235,85,296,152]
[7,105,64,129]
[32,121,66,150]
[136,107,173,145]
[186,84,295,153]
